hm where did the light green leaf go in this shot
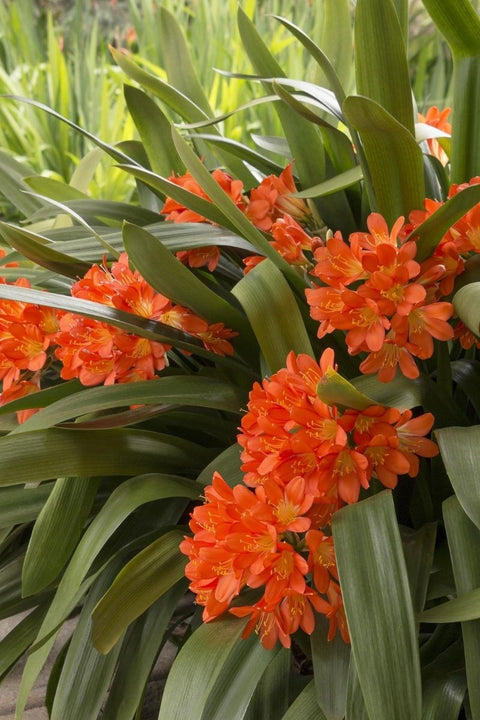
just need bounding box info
[355,0,414,132]
[0,150,45,217]
[232,259,313,372]
[345,659,369,720]
[343,95,425,223]
[22,477,99,596]
[0,484,52,528]
[333,491,421,720]
[453,283,480,338]
[443,495,480,719]
[295,166,363,199]
[317,367,375,410]
[436,425,480,529]
[418,587,480,623]
[311,614,350,720]
[92,530,186,654]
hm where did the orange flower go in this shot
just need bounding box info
[246,164,310,231]
[162,168,246,224]
[418,106,451,165]
[176,246,220,272]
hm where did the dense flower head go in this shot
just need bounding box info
[182,349,438,649]
[306,212,455,382]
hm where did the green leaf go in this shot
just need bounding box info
[355,0,414,132]
[101,581,186,720]
[411,184,480,262]
[422,670,467,720]
[311,614,351,720]
[123,85,183,178]
[0,150,45,217]
[0,428,211,487]
[232,259,313,372]
[14,473,199,718]
[92,530,186,654]
[401,523,437,615]
[244,648,290,720]
[158,614,281,720]
[418,587,480,623]
[316,0,353,97]
[295,166,363,199]
[421,0,480,182]
[453,282,480,338]
[345,659,369,720]
[0,484,52,528]
[12,375,243,434]
[443,495,480,719]
[451,359,480,422]
[0,283,213,357]
[343,95,425,223]
[0,380,83,417]
[22,477,99,596]
[280,680,326,720]
[122,221,251,338]
[49,559,124,720]
[332,491,421,720]
[197,443,243,488]
[316,367,375,411]
[0,604,48,679]
[0,221,90,278]
[436,425,480,530]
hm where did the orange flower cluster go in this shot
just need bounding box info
[0,275,60,422]
[55,252,237,386]
[161,164,314,273]
[0,252,237,420]
[306,213,455,382]
[408,176,480,349]
[181,349,438,649]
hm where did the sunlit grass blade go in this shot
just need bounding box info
[332,491,421,720]
[443,495,480,720]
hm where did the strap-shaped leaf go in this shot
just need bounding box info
[244,648,290,720]
[11,375,243,434]
[311,614,350,720]
[14,473,199,718]
[122,221,252,341]
[0,221,90,278]
[232,259,313,373]
[281,680,326,719]
[436,426,480,530]
[443,495,480,719]
[332,491,421,720]
[91,530,187,653]
[355,0,414,133]
[158,615,282,720]
[0,603,48,680]
[422,0,480,182]
[124,85,184,178]
[0,428,212,487]
[453,282,480,338]
[100,582,186,720]
[343,95,425,223]
[22,477,99,596]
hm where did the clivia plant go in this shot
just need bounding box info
[1,1,480,718]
